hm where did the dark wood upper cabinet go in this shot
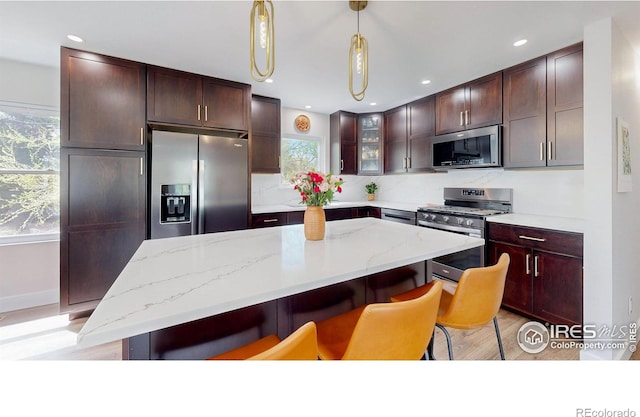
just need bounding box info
[61,48,146,151]
[330,111,358,175]
[147,66,250,133]
[358,113,383,175]
[436,72,502,135]
[202,78,250,131]
[547,42,584,167]
[407,95,435,173]
[503,42,583,168]
[251,95,281,173]
[384,96,435,174]
[503,57,547,168]
[384,105,408,174]
[147,66,202,126]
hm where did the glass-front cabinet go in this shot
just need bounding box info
[358,112,383,175]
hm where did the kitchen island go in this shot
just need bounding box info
[77,217,484,359]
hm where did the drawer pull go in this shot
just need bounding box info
[518,235,546,242]
[263,218,279,223]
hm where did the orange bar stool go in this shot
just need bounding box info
[391,253,510,360]
[208,321,318,360]
[315,280,443,360]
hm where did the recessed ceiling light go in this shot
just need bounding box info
[370,102,377,106]
[67,35,84,43]
[513,39,527,47]
[265,78,274,83]
[421,80,431,85]
[304,105,312,109]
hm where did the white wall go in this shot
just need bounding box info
[582,18,640,360]
[0,58,59,106]
[0,241,59,312]
[0,59,60,313]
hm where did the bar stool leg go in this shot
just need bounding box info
[493,317,505,360]
[426,330,436,360]
[436,323,454,360]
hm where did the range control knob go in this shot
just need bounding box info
[466,219,474,226]
[429,214,436,221]
[442,216,450,223]
[457,218,464,225]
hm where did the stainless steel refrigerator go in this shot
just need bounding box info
[150,130,248,239]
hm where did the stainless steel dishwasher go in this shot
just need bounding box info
[380,208,417,225]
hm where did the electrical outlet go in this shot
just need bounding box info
[629,296,634,316]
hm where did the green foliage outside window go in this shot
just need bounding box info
[281,137,319,183]
[0,105,60,236]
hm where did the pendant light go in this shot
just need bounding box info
[250,0,275,82]
[349,1,368,101]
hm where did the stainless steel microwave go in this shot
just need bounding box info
[432,125,502,170]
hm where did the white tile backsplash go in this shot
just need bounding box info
[252,167,584,218]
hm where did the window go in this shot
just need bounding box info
[280,135,321,183]
[0,102,60,242]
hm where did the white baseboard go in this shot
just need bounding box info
[0,289,59,313]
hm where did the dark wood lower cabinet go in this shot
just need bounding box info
[487,223,583,326]
[60,148,146,314]
[251,206,381,228]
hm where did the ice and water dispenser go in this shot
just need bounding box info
[160,184,191,223]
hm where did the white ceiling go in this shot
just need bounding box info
[2,1,640,115]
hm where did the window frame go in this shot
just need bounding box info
[279,133,325,185]
[0,101,60,244]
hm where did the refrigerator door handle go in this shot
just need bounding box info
[198,160,205,234]
[191,160,198,235]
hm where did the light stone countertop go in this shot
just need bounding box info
[251,200,421,214]
[77,217,483,348]
[486,213,584,233]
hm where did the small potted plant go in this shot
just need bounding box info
[365,182,378,201]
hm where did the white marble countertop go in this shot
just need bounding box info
[487,213,584,233]
[252,200,420,214]
[77,218,483,348]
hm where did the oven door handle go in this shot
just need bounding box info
[418,220,482,237]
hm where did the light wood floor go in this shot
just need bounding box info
[3,299,637,361]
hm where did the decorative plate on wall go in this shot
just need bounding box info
[295,114,311,132]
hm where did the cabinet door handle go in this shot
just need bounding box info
[540,142,544,161]
[518,235,547,242]
[402,157,407,169]
[407,157,411,169]
[534,255,539,277]
[341,159,344,171]
[140,127,144,145]
[460,111,464,126]
[197,105,201,121]
[139,158,144,176]
[205,105,208,122]
[465,110,469,125]
[548,141,553,160]
[525,254,531,275]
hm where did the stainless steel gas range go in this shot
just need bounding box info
[417,187,513,282]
